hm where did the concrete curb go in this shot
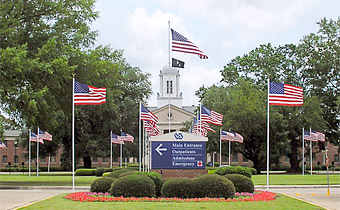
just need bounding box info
[255,185,340,189]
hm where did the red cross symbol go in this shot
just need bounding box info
[197,161,203,167]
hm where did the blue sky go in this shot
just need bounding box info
[91,0,339,106]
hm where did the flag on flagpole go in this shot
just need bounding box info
[30,132,44,144]
[140,104,158,124]
[74,81,106,105]
[304,131,325,142]
[269,82,303,106]
[144,121,161,136]
[172,58,185,68]
[171,28,208,59]
[0,142,6,148]
[221,131,243,143]
[200,105,223,126]
[119,132,134,142]
[111,133,124,144]
[42,131,52,141]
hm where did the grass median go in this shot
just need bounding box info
[18,193,326,210]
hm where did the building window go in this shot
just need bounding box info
[166,81,173,94]
[3,155,7,163]
[40,157,46,162]
[232,153,238,162]
[164,129,176,134]
[14,155,18,163]
[92,157,98,162]
[51,156,56,163]
[3,140,7,147]
[102,157,108,163]
[242,155,248,162]
[334,154,339,162]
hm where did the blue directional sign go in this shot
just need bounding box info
[151,141,206,169]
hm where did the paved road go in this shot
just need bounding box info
[1,186,339,210]
[257,185,340,210]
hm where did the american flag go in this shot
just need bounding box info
[42,131,53,141]
[118,131,134,142]
[200,105,223,126]
[30,132,44,144]
[171,29,208,59]
[221,131,243,143]
[304,131,325,142]
[111,133,124,144]
[38,129,52,141]
[192,117,211,136]
[144,121,161,136]
[0,142,6,148]
[140,104,158,124]
[269,82,303,106]
[74,81,106,105]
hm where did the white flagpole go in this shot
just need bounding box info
[199,104,202,136]
[110,130,112,168]
[302,127,304,176]
[120,130,122,168]
[219,129,222,166]
[168,20,171,133]
[29,129,31,176]
[228,140,231,166]
[143,127,145,172]
[139,102,141,171]
[72,76,75,192]
[48,155,50,173]
[266,76,270,190]
[310,128,312,176]
[37,127,39,177]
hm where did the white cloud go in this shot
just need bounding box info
[92,0,340,106]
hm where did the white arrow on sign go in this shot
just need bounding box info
[155,144,167,156]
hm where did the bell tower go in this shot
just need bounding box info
[157,66,183,108]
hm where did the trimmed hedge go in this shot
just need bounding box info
[90,177,116,193]
[223,174,254,193]
[136,172,163,196]
[215,166,252,178]
[104,168,114,173]
[95,168,105,177]
[193,174,235,198]
[110,175,155,197]
[161,175,235,199]
[106,168,137,178]
[75,169,96,176]
[161,178,194,198]
[102,172,111,177]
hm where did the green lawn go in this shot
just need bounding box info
[19,193,326,210]
[0,174,97,186]
[0,174,339,186]
[252,174,340,185]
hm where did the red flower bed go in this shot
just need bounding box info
[64,191,276,203]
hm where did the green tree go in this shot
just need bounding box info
[0,0,152,169]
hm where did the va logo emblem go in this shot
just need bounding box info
[174,133,183,140]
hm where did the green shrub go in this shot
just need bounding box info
[136,172,163,197]
[193,174,235,198]
[161,178,194,198]
[102,172,111,177]
[90,177,116,193]
[106,168,137,178]
[215,166,252,178]
[223,174,254,193]
[110,175,155,197]
[118,170,136,177]
[95,168,105,177]
[249,167,257,175]
[104,168,114,173]
[75,169,96,176]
